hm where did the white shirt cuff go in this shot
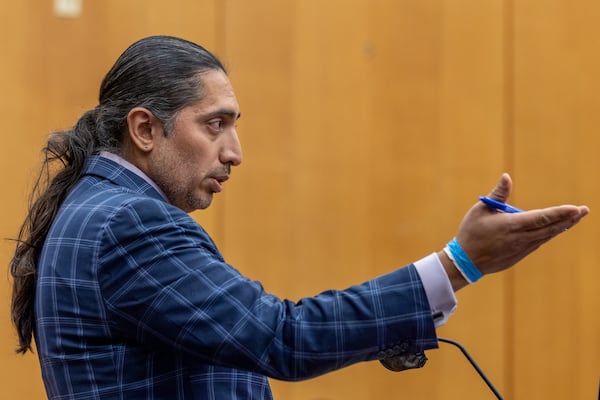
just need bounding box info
[414,253,457,327]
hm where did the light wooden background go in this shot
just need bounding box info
[1,1,598,399]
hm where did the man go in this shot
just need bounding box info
[10,35,589,399]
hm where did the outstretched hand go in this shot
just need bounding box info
[440,173,589,291]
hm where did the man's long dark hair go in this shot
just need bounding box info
[9,35,226,354]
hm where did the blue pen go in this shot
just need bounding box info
[479,196,524,213]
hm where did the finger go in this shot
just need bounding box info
[515,206,588,233]
[523,220,579,248]
[530,206,587,229]
[487,173,512,202]
[506,218,580,256]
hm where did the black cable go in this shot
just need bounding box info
[438,337,504,400]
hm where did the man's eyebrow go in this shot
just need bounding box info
[205,109,241,120]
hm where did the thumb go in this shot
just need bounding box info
[488,173,512,202]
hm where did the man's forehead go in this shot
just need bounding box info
[194,70,240,115]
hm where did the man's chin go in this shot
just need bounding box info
[194,194,214,211]
[178,194,213,213]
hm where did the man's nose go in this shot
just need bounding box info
[221,130,242,166]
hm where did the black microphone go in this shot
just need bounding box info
[438,337,504,400]
[380,337,504,400]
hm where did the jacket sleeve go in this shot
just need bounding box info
[98,197,438,381]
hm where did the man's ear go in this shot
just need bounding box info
[126,107,161,152]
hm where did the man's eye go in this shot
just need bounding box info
[208,119,224,132]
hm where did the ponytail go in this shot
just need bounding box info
[10,109,98,354]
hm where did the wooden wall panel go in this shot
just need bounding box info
[2,1,597,399]
[366,1,507,398]
[0,1,221,398]
[221,2,376,398]
[1,4,58,399]
[512,0,600,398]
[221,0,507,398]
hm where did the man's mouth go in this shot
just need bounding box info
[210,175,229,193]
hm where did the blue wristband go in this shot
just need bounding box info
[446,237,483,283]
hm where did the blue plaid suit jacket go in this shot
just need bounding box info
[35,155,437,399]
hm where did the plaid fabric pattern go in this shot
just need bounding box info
[35,156,437,399]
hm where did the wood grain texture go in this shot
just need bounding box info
[0,1,597,399]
